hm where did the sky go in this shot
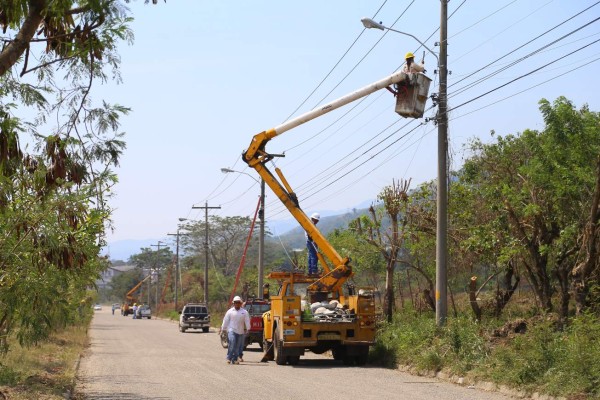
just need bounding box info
[99,0,600,252]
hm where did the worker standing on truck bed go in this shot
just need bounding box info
[306,213,320,275]
[219,296,250,365]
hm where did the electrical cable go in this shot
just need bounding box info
[451,16,600,98]
[309,1,417,110]
[451,55,600,121]
[281,0,390,123]
[448,0,520,40]
[450,36,600,113]
[452,0,554,62]
[449,1,600,89]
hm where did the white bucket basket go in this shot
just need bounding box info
[395,73,432,119]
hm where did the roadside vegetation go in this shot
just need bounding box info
[0,307,92,400]
[371,305,600,398]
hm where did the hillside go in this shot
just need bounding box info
[268,207,372,249]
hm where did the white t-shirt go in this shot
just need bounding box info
[402,62,425,73]
[221,306,250,335]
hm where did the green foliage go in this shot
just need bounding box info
[482,314,600,397]
[108,269,144,301]
[372,311,489,374]
[328,227,384,281]
[450,97,600,315]
[374,311,600,398]
[0,363,22,385]
[0,0,136,354]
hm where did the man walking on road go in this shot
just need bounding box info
[219,296,250,365]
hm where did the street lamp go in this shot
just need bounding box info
[221,167,266,299]
[362,10,448,326]
[360,18,439,65]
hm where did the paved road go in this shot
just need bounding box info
[75,308,516,400]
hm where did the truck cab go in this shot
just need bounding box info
[244,299,270,349]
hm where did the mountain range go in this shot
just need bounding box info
[104,199,375,261]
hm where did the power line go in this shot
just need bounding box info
[448,0,520,40]
[310,1,417,110]
[449,16,600,99]
[449,1,600,90]
[450,36,600,112]
[451,55,600,121]
[281,0,390,122]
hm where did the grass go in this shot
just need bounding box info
[371,309,600,399]
[0,323,89,400]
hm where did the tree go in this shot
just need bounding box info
[182,215,257,277]
[328,228,384,288]
[0,0,159,353]
[460,97,600,317]
[353,179,411,322]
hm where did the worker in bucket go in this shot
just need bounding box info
[402,52,425,74]
[219,296,250,365]
[306,213,320,275]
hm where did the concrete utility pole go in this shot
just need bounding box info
[436,0,449,326]
[258,179,265,299]
[150,241,164,310]
[167,231,181,311]
[192,202,221,303]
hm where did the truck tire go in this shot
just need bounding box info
[332,346,346,361]
[273,330,286,365]
[355,345,369,366]
[342,354,355,366]
[355,353,368,366]
[202,327,209,333]
[179,326,186,333]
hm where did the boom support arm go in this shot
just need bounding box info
[125,274,151,300]
[243,70,409,285]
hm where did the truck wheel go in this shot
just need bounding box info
[355,354,368,366]
[147,316,151,320]
[342,354,355,366]
[332,346,346,361]
[202,327,209,333]
[220,332,228,348]
[355,345,369,366]
[179,326,186,333]
[273,331,286,365]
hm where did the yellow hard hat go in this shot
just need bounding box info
[405,52,415,60]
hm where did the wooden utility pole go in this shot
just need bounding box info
[192,202,221,303]
[436,0,449,326]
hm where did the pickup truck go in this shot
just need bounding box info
[136,304,152,319]
[179,303,210,333]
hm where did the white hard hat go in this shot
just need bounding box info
[233,295,243,303]
[310,213,320,221]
